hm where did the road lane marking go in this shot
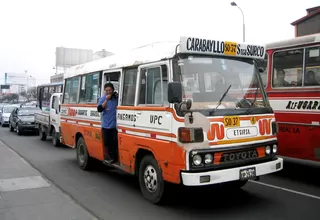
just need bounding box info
[249,180,320,200]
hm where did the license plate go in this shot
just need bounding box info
[223,116,240,127]
[239,167,256,181]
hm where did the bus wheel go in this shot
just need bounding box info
[138,155,165,204]
[76,137,92,170]
[52,128,60,147]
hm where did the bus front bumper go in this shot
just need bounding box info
[181,158,283,186]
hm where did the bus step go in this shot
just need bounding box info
[102,160,121,168]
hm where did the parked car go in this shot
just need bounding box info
[0,105,16,127]
[9,107,42,135]
[0,104,8,123]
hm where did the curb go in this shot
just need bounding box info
[0,139,101,220]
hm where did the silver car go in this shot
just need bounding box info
[0,105,16,127]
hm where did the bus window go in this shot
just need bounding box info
[122,69,137,106]
[104,72,120,95]
[139,65,168,106]
[63,77,80,104]
[272,49,304,88]
[42,87,50,107]
[49,86,55,94]
[79,72,101,103]
[305,46,320,86]
[56,85,62,93]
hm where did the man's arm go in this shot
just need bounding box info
[97,95,111,112]
[97,96,106,112]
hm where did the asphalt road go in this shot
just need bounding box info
[0,127,320,220]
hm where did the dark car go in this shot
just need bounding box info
[9,107,41,135]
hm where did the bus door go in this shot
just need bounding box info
[101,70,126,162]
[133,62,171,164]
[37,87,42,109]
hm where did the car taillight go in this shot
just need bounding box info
[178,127,204,143]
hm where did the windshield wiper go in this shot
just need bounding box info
[245,86,259,114]
[215,84,232,111]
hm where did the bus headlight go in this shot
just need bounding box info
[204,154,213,164]
[272,144,278,153]
[265,146,271,154]
[193,154,202,166]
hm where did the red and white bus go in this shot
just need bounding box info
[261,33,320,162]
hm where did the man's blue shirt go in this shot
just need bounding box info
[97,95,118,129]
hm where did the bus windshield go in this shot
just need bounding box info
[173,55,271,116]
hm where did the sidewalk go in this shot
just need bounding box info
[0,140,98,220]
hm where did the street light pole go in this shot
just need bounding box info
[231,2,245,42]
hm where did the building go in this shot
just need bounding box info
[51,47,114,82]
[55,47,94,75]
[3,73,36,94]
[50,73,64,83]
[291,6,320,37]
[92,49,114,61]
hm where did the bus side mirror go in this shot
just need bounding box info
[258,67,264,73]
[168,82,182,103]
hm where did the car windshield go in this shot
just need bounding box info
[3,106,16,113]
[173,55,270,116]
[18,108,41,116]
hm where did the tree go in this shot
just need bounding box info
[0,93,19,103]
[11,93,19,102]
[20,91,29,101]
[19,87,37,102]
[28,87,37,100]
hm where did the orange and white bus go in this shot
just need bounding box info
[60,36,283,204]
[260,33,320,163]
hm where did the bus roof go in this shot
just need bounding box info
[37,82,64,87]
[65,36,266,78]
[65,41,178,78]
[266,33,320,50]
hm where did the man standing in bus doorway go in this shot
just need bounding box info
[97,83,119,164]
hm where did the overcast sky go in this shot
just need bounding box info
[0,0,319,85]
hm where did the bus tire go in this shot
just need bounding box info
[39,126,47,141]
[76,137,92,170]
[138,155,165,204]
[52,128,60,147]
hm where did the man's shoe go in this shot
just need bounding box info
[103,156,113,164]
